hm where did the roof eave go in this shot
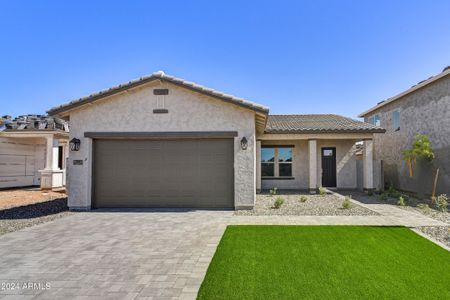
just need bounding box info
[358,69,450,117]
[264,129,386,134]
[47,74,269,116]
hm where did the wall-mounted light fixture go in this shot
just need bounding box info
[240,136,248,150]
[69,138,81,151]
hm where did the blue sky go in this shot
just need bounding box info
[1,0,449,119]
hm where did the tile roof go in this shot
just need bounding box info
[265,114,385,134]
[0,115,69,132]
[47,71,269,115]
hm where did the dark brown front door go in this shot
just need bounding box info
[321,148,336,187]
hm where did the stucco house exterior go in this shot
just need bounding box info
[48,71,384,210]
[0,115,69,189]
[359,66,450,196]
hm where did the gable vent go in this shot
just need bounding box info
[153,89,169,114]
[153,89,169,95]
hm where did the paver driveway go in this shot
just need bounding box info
[0,210,233,300]
[0,199,446,300]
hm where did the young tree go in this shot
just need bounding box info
[402,134,437,198]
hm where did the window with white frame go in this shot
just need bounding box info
[373,114,381,126]
[368,114,381,126]
[261,147,293,178]
[392,109,400,131]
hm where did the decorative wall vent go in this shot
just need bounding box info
[153,89,169,113]
[153,89,169,95]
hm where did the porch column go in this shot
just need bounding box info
[256,140,261,192]
[308,139,317,193]
[44,135,55,170]
[363,139,374,191]
[40,135,63,190]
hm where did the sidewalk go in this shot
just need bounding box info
[230,191,447,227]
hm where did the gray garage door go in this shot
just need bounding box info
[93,139,234,208]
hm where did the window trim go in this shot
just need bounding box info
[261,146,293,179]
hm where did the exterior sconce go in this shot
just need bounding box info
[69,138,81,151]
[240,136,248,150]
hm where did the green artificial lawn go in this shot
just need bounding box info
[197,226,450,300]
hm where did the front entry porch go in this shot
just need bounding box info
[256,133,379,193]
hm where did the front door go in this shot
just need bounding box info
[321,148,336,187]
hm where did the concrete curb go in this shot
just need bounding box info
[410,227,450,252]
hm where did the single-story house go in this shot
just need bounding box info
[47,71,385,210]
[0,115,69,189]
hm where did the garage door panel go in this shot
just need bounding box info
[93,139,234,208]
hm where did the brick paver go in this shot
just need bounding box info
[0,210,232,300]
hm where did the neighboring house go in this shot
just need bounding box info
[47,71,384,210]
[0,115,69,190]
[359,66,450,196]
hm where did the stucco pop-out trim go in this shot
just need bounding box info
[84,131,238,139]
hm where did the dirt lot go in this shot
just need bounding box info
[0,188,66,210]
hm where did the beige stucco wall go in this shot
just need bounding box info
[260,140,309,190]
[66,80,256,209]
[317,140,358,189]
[260,139,358,190]
[364,74,450,196]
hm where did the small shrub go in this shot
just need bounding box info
[398,196,406,206]
[269,187,278,196]
[388,186,401,198]
[401,193,410,201]
[367,189,374,196]
[342,196,352,209]
[300,196,308,202]
[417,203,431,214]
[319,187,327,196]
[435,194,448,212]
[273,197,284,209]
[380,193,388,201]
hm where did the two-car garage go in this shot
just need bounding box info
[48,71,266,210]
[92,136,235,209]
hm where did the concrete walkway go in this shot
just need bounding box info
[331,191,447,227]
[0,197,447,300]
[231,214,446,226]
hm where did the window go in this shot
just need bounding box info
[261,148,275,177]
[261,147,293,178]
[323,149,334,156]
[373,114,381,126]
[368,114,380,126]
[392,109,400,131]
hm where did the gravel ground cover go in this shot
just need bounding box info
[348,191,450,248]
[235,192,378,216]
[0,198,72,236]
[418,226,450,248]
[0,188,66,210]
